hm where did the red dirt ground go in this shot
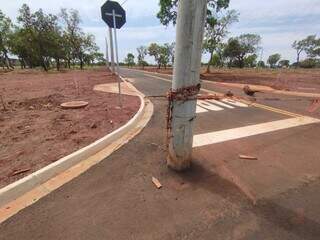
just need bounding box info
[0,68,140,188]
[135,67,320,93]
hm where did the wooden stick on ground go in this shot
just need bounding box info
[239,155,258,160]
[152,177,162,189]
[0,95,7,111]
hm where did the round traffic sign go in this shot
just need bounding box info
[101,1,126,29]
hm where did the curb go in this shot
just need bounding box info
[0,77,153,209]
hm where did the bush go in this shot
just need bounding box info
[300,58,319,68]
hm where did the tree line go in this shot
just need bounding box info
[0,4,104,71]
[125,43,175,69]
[125,0,320,71]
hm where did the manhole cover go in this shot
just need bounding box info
[60,101,89,109]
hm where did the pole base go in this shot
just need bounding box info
[167,154,191,171]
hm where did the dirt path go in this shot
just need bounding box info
[0,68,140,188]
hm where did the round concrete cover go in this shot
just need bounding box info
[60,101,89,109]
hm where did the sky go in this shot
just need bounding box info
[1,0,320,63]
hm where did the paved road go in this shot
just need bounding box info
[1,68,320,239]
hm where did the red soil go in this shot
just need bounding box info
[0,68,140,188]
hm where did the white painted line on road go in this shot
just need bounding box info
[196,105,208,113]
[193,117,320,148]
[198,100,224,111]
[207,99,235,109]
[143,73,171,83]
[222,99,248,107]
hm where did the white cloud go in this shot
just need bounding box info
[230,0,320,22]
[1,0,159,23]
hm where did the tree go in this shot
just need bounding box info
[60,9,100,70]
[292,35,317,67]
[76,33,99,70]
[157,0,230,26]
[148,43,162,69]
[124,53,135,67]
[4,4,102,71]
[159,45,171,69]
[292,40,305,66]
[31,9,62,71]
[278,59,290,68]
[209,53,222,67]
[136,46,148,69]
[0,10,14,69]
[13,4,62,71]
[165,42,175,65]
[223,34,261,68]
[311,38,320,58]
[267,53,281,68]
[85,52,104,66]
[203,10,239,72]
[244,54,258,68]
[214,42,226,67]
[305,36,320,59]
[60,8,82,69]
[300,58,319,68]
[257,60,265,68]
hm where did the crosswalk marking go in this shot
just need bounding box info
[198,100,224,111]
[222,99,248,107]
[196,99,247,113]
[193,117,320,147]
[196,105,208,113]
[207,99,235,109]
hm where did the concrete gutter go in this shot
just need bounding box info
[0,76,154,221]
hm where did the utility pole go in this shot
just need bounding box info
[167,0,207,171]
[109,27,116,73]
[105,36,110,70]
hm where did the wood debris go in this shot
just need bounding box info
[225,91,234,97]
[0,94,7,111]
[152,177,162,189]
[239,155,258,160]
[243,85,261,97]
[307,99,320,113]
[11,168,31,176]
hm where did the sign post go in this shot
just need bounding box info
[105,36,110,70]
[101,0,126,108]
[108,27,115,73]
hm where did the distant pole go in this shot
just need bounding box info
[112,9,122,108]
[105,36,110,70]
[167,0,207,170]
[109,27,116,73]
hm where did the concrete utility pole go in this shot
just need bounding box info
[105,37,110,70]
[167,0,207,170]
[108,27,116,73]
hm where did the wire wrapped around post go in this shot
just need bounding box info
[166,84,201,149]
